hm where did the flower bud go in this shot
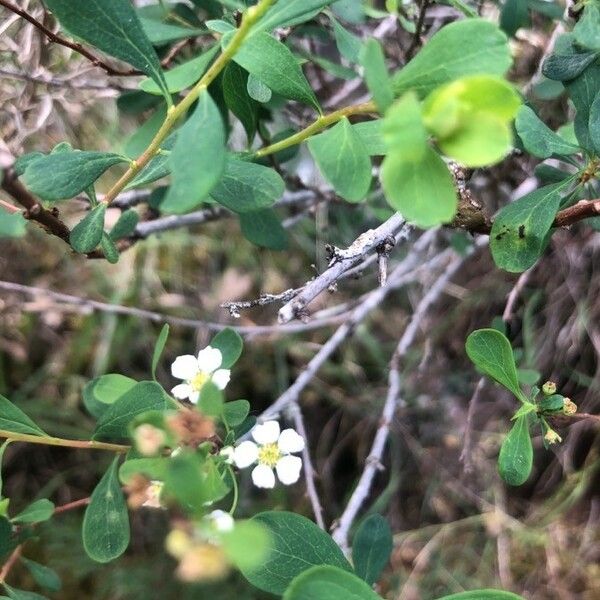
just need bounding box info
[544,429,562,445]
[563,398,577,415]
[542,381,557,396]
[134,423,166,456]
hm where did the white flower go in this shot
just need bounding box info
[205,509,234,533]
[233,421,304,489]
[142,480,164,509]
[171,346,231,404]
[219,446,234,464]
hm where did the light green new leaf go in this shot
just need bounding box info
[22,151,126,202]
[247,74,272,103]
[498,416,533,486]
[82,457,130,563]
[210,158,284,213]
[381,146,456,227]
[12,499,54,524]
[352,514,393,585]
[490,184,563,273]
[0,394,46,436]
[332,16,362,63]
[516,106,580,158]
[221,520,271,571]
[70,204,106,254]
[258,0,333,31]
[45,0,169,101]
[231,32,319,111]
[140,45,219,95]
[240,208,288,250]
[210,328,243,369]
[308,118,371,202]
[465,329,524,401]
[93,381,175,440]
[21,558,61,593]
[360,40,393,113]
[0,209,26,239]
[240,511,352,595]
[151,324,169,380]
[574,5,600,51]
[435,591,525,600]
[383,92,428,161]
[283,566,381,600]
[161,93,226,214]
[392,19,511,97]
[83,374,137,420]
[353,120,386,155]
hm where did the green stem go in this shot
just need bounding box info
[227,464,239,515]
[0,430,129,453]
[102,0,276,206]
[253,101,377,158]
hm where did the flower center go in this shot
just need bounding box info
[190,371,209,391]
[257,443,281,468]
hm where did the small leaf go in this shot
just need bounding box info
[283,565,381,600]
[70,204,106,253]
[384,92,428,161]
[542,51,599,82]
[161,93,226,214]
[239,209,288,250]
[223,400,250,427]
[82,457,130,563]
[308,118,372,202]
[240,511,352,595]
[140,17,203,45]
[498,416,533,486]
[0,210,26,239]
[500,0,530,36]
[258,0,333,32]
[210,158,284,213]
[574,5,600,51]
[12,499,54,524]
[352,514,393,585]
[223,63,258,142]
[126,134,176,190]
[247,75,272,103]
[45,0,169,100]
[0,394,46,437]
[21,558,61,592]
[109,209,139,241]
[210,328,243,369]
[381,146,456,227]
[435,591,525,600]
[588,93,600,156]
[197,382,224,418]
[3,585,48,600]
[231,32,319,111]
[22,151,126,202]
[101,232,121,264]
[360,39,393,113]
[152,324,169,380]
[516,106,580,158]
[332,16,362,63]
[465,329,524,401]
[490,184,563,273]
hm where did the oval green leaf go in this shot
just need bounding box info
[70,204,106,253]
[352,514,393,585]
[0,394,46,437]
[498,416,533,486]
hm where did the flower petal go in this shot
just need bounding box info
[206,509,234,532]
[251,464,275,488]
[233,441,259,468]
[211,369,231,390]
[171,355,199,381]
[171,383,193,400]
[197,346,222,373]
[189,390,200,405]
[278,428,305,454]
[252,420,280,445]
[275,455,302,485]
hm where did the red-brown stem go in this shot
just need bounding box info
[0,546,21,583]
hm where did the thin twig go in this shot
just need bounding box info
[459,377,486,475]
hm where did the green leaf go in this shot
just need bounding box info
[70,204,106,253]
[352,514,392,585]
[0,209,26,238]
[574,5,600,51]
[161,93,226,214]
[140,45,219,95]
[221,520,271,571]
[231,32,319,111]
[3,586,48,600]
[124,106,167,158]
[210,158,284,213]
[210,328,243,369]
[223,63,258,142]
[490,184,563,273]
[258,0,334,31]
[247,74,272,103]
[197,382,224,417]
[126,134,176,190]
[500,0,529,36]
[84,374,138,414]
[381,146,456,227]
[93,381,175,440]
[45,0,169,101]
[588,93,600,155]
[465,329,524,401]
[109,209,139,241]
[12,499,54,524]
[498,415,533,486]
[538,394,565,413]
[392,19,511,97]
[22,151,126,202]
[240,209,288,250]
[223,400,250,427]
[21,558,61,592]
[353,120,386,155]
[360,40,393,113]
[542,51,599,82]
[435,591,525,600]
[383,92,428,161]
[139,17,203,45]
[283,565,381,600]
[240,511,352,595]
[82,457,130,563]
[515,106,580,159]
[151,324,169,380]
[0,394,46,436]
[308,118,372,202]
[118,457,169,484]
[332,16,362,63]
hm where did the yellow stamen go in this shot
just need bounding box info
[190,371,209,391]
[258,443,281,468]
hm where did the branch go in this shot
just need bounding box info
[277,213,410,324]
[331,254,469,550]
[0,429,129,453]
[554,199,600,227]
